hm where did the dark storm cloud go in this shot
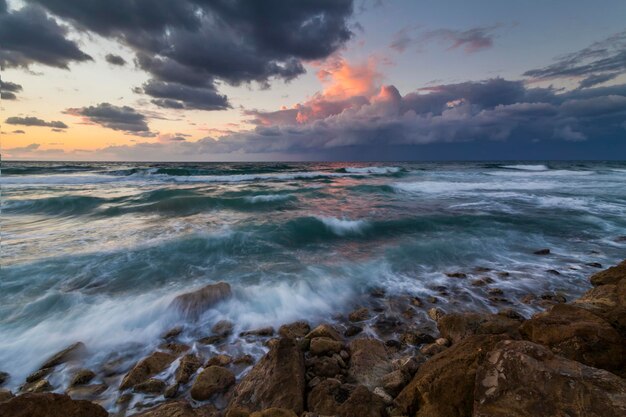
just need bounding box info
[105,53,126,66]
[1,79,23,100]
[29,0,355,110]
[5,116,68,128]
[0,4,92,69]
[66,103,151,133]
[524,30,626,87]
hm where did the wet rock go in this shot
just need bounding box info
[419,342,447,356]
[22,379,52,393]
[370,287,386,298]
[487,288,504,296]
[0,372,8,386]
[373,314,403,336]
[307,379,386,417]
[278,321,310,339]
[306,324,343,341]
[400,331,435,346]
[348,307,370,322]
[427,296,439,304]
[120,351,176,390]
[198,335,226,345]
[540,292,566,303]
[132,401,220,417]
[240,327,275,337]
[574,279,626,336]
[40,342,86,370]
[69,369,95,387]
[533,248,550,255]
[381,369,409,396]
[373,386,393,404]
[229,338,305,414]
[249,409,298,417]
[590,260,626,286]
[427,307,445,321]
[519,304,625,374]
[159,342,191,355]
[171,282,232,318]
[348,338,392,389]
[473,340,626,417]
[310,337,344,356]
[344,325,362,337]
[65,384,107,400]
[0,393,108,417]
[164,383,179,399]
[25,368,52,383]
[471,277,494,286]
[162,326,183,340]
[586,262,603,268]
[446,272,467,279]
[437,312,523,344]
[191,366,235,401]
[206,354,233,367]
[306,356,343,379]
[392,356,423,376]
[212,320,234,336]
[134,378,166,394]
[395,334,509,417]
[0,389,14,402]
[176,354,201,384]
[546,269,561,275]
[497,308,525,321]
[233,354,254,365]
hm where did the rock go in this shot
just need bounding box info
[198,335,226,345]
[306,324,342,341]
[373,387,393,404]
[0,372,9,386]
[533,248,550,255]
[0,393,108,417]
[344,325,362,337]
[590,260,626,286]
[381,369,409,396]
[134,378,166,394]
[473,340,626,417]
[160,342,191,355]
[0,389,13,403]
[546,269,561,275]
[162,326,183,340]
[233,354,254,365]
[370,287,386,298]
[392,356,422,376]
[400,331,435,346]
[170,282,232,318]
[587,262,603,268]
[65,384,107,400]
[164,383,179,398]
[395,335,509,417]
[120,351,176,390]
[206,354,233,367]
[310,337,344,356]
[306,356,343,379]
[540,292,566,303]
[307,379,386,417]
[132,401,220,417]
[190,366,235,401]
[176,354,201,384]
[212,320,234,336]
[348,338,392,389]
[39,342,86,370]
[419,342,447,356]
[25,368,52,383]
[229,338,305,414]
[446,272,467,279]
[574,279,626,336]
[22,379,52,393]
[249,409,298,417]
[240,327,275,337]
[427,307,445,321]
[519,304,625,374]
[69,369,95,387]
[348,308,370,322]
[437,312,523,344]
[278,321,310,339]
[472,277,494,286]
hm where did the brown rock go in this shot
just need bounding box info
[69,369,95,387]
[348,307,370,322]
[310,337,344,356]
[162,326,183,340]
[307,379,385,417]
[176,354,201,384]
[0,389,14,403]
[278,321,310,339]
[344,325,362,337]
[590,259,626,286]
[132,400,220,417]
[134,378,166,394]
[191,366,235,400]
[347,338,391,389]
[249,409,298,417]
[240,327,275,337]
[0,372,9,386]
[229,338,305,414]
[39,342,86,370]
[473,340,626,417]
[22,379,52,393]
[419,342,447,356]
[164,383,179,398]
[306,356,343,379]
[427,307,445,321]
[171,282,232,318]
[519,304,625,374]
[0,393,108,417]
[65,384,107,400]
[446,272,467,279]
[437,312,522,344]
[395,335,509,417]
[25,368,52,383]
[206,354,233,367]
[120,351,176,390]
[160,342,191,355]
[381,369,410,396]
[212,320,234,336]
[306,324,342,341]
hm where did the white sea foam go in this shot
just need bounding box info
[344,166,401,174]
[317,216,369,236]
[500,164,549,171]
[243,194,293,203]
[393,180,556,194]
[488,169,593,177]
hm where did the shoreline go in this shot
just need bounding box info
[1,260,625,416]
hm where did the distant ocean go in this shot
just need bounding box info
[1,161,626,404]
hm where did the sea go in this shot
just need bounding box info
[1,161,625,407]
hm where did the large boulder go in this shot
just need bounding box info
[307,379,386,417]
[120,351,176,390]
[394,334,509,417]
[590,260,626,286]
[574,277,626,337]
[519,304,625,374]
[39,342,86,370]
[437,312,523,344]
[171,282,232,318]
[228,338,305,414]
[176,353,202,384]
[131,401,220,417]
[0,393,108,417]
[473,340,626,417]
[190,366,235,401]
[347,338,392,389]
[249,409,298,417]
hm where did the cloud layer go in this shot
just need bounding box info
[66,103,152,134]
[5,116,67,129]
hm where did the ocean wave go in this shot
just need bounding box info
[243,194,295,203]
[487,169,594,177]
[317,216,369,236]
[342,166,401,174]
[500,164,549,171]
[392,180,557,194]
[3,195,110,216]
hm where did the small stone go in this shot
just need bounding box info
[445,272,467,279]
[586,262,603,268]
[133,378,166,394]
[198,335,226,345]
[410,297,423,307]
[66,384,108,399]
[164,383,179,398]
[70,369,96,387]
[240,327,274,337]
[26,368,52,383]
[348,307,370,322]
[344,325,363,337]
[233,354,254,365]
[23,379,52,393]
[546,269,561,275]
[310,337,344,356]
[381,369,409,396]
[340,350,349,361]
[373,387,393,404]
[488,288,504,296]
[308,376,322,388]
[212,320,234,336]
[191,366,236,401]
[533,248,550,255]
[161,326,183,340]
[175,353,201,384]
[435,338,450,347]
[206,354,233,367]
[400,331,435,346]
[420,343,447,356]
[427,307,445,321]
[306,324,343,341]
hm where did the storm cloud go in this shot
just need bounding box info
[1,79,23,100]
[29,0,355,110]
[105,54,126,66]
[66,103,151,134]
[5,116,68,129]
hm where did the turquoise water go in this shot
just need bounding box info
[1,161,625,397]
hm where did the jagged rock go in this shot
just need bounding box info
[249,409,298,417]
[0,393,108,417]
[69,369,95,387]
[206,354,233,367]
[307,379,386,417]
[162,326,183,340]
[212,320,234,336]
[190,366,235,401]
[65,384,107,400]
[134,378,166,394]
[131,400,220,416]
[39,342,86,370]
[519,304,625,374]
[22,379,52,393]
[164,383,179,398]
[229,338,305,414]
[395,335,509,417]
[310,337,344,356]
[171,282,232,318]
[437,312,523,344]
[159,342,191,355]
[347,338,391,389]
[344,325,362,337]
[306,324,342,341]
[120,351,176,390]
[176,354,201,384]
[381,369,409,396]
[0,389,14,403]
[278,321,310,339]
[25,368,52,383]
[427,307,445,321]
[348,308,370,322]
[590,259,626,286]
[306,355,343,379]
[473,340,626,417]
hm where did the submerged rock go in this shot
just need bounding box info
[65,383,107,400]
[348,307,370,322]
[170,282,232,318]
[69,369,95,387]
[120,351,176,390]
[22,379,52,393]
[190,366,235,401]
[229,338,305,414]
[132,400,220,417]
[533,248,550,255]
[0,372,9,386]
[134,378,166,395]
[473,340,626,417]
[39,342,86,370]
[176,353,201,384]
[0,393,108,417]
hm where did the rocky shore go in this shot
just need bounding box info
[1,260,625,417]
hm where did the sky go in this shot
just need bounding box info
[1,0,626,161]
